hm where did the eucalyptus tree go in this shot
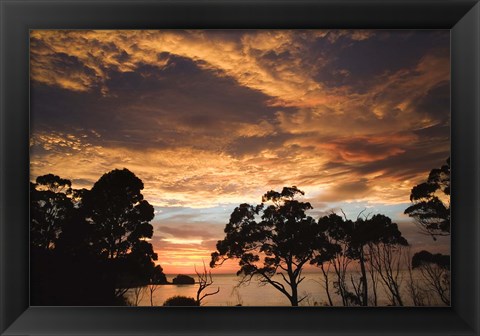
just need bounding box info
[312,213,351,306]
[348,214,408,306]
[80,168,161,298]
[314,212,408,306]
[404,158,450,240]
[30,174,74,250]
[211,187,337,306]
[412,250,450,305]
[82,168,156,261]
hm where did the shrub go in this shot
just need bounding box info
[163,295,199,306]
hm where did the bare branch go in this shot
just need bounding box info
[196,260,220,305]
[298,294,309,304]
[356,208,367,221]
[278,272,292,286]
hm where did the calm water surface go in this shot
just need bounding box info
[126,271,445,307]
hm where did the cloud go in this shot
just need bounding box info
[30,30,451,270]
[156,224,222,241]
[317,133,415,163]
[30,30,377,108]
[150,224,227,273]
[226,133,296,158]
[320,178,371,202]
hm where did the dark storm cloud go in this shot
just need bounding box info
[313,30,450,93]
[413,124,450,139]
[410,80,450,124]
[31,53,286,152]
[353,147,449,184]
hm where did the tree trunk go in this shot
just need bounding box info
[369,269,378,306]
[359,247,368,306]
[320,264,333,306]
[333,261,347,306]
[290,281,299,306]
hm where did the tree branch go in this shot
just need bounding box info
[278,272,292,286]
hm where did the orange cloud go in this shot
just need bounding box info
[30,30,450,272]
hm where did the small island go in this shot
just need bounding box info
[172,274,195,285]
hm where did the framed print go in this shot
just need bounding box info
[1,0,479,335]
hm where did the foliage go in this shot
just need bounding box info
[30,168,165,305]
[163,296,199,306]
[404,158,450,239]
[30,175,74,250]
[412,250,450,270]
[211,186,336,306]
[412,250,450,305]
[151,265,168,284]
[312,213,350,305]
[82,168,156,260]
[313,212,408,306]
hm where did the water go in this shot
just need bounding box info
[126,271,447,306]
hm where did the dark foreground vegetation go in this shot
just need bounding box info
[31,169,166,305]
[31,159,450,306]
[210,158,451,306]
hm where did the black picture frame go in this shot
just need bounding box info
[1,0,479,335]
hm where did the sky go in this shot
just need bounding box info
[30,30,451,274]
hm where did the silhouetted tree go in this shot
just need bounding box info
[151,264,168,285]
[147,283,159,306]
[30,175,74,249]
[368,242,407,306]
[81,169,160,296]
[312,213,350,306]
[35,173,73,193]
[211,186,336,306]
[195,262,220,305]
[131,286,147,306]
[82,168,155,260]
[163,296,199,306]
[365,251,380,306]
[30,169,164,305]
[314,212,407,306]
[349,214,408,306]
[147,265,167,306]
[404,158,450,240]
[318,264,334,306]
[404,247,428,306]
[114,240,164,297]
[412,250,450,305]
[55,205,92,257]
[31,173,122,305]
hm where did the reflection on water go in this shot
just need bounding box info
[126,271,445,307]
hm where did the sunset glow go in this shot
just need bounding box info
[30,30,450,275]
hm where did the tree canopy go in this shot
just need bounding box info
[313,212,408,306]
[30,175,74,250]
[412,250,450,270]
[404,158,450,239]
[210,186,336,306]
[30,168,165,305]
[82,168,156,260]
